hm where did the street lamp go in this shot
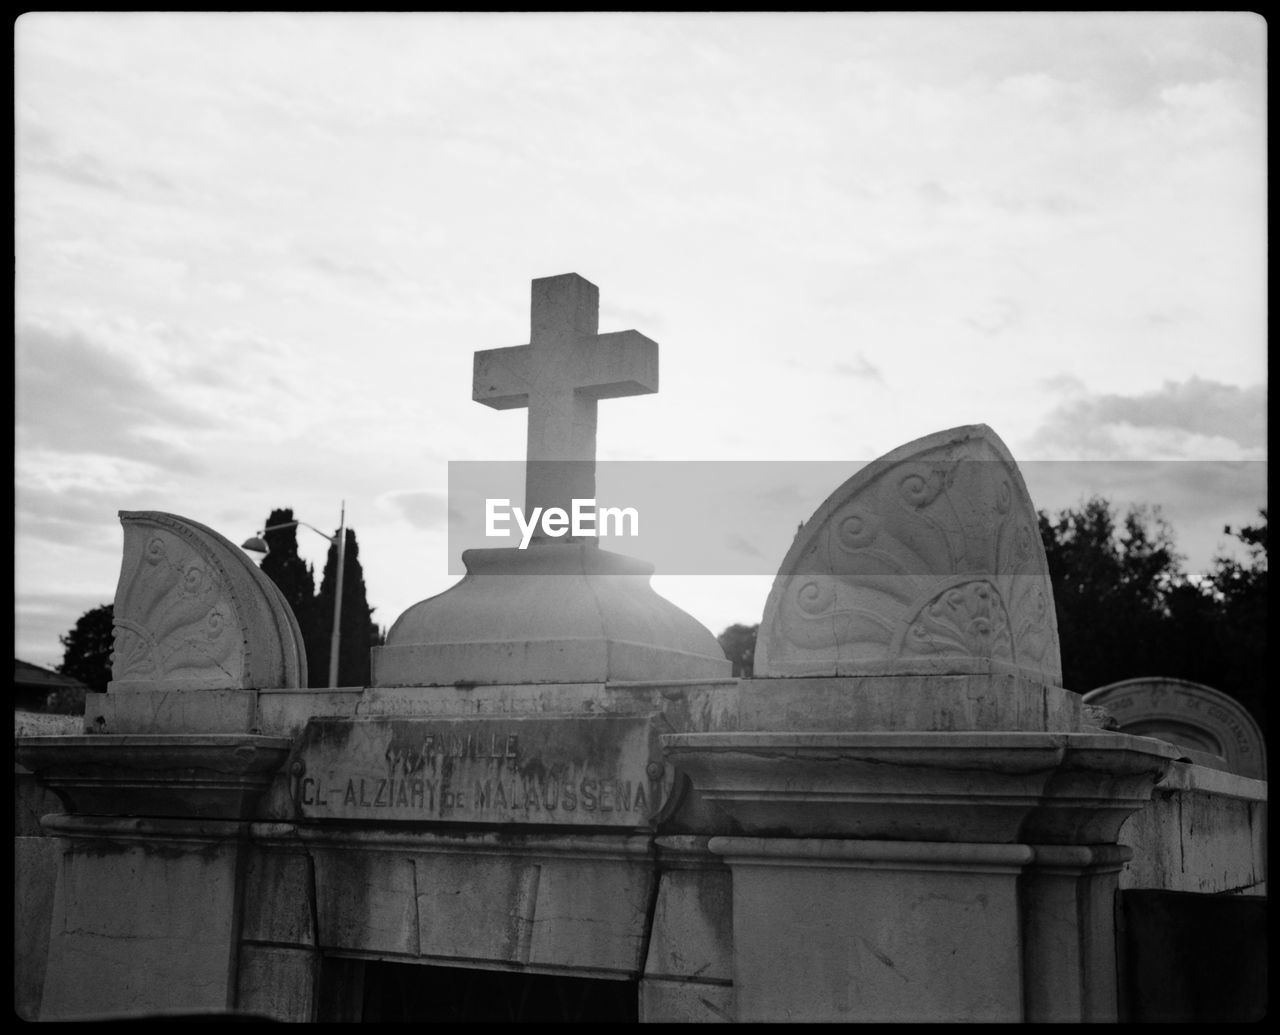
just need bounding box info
[241,502,347,689]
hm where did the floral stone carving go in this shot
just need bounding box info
[756,425,1062,684]
[109,511,308,692]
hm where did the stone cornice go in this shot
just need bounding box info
[15,734,293,821]
[662,731,1181,844]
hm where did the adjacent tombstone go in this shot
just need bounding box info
[1103,678,1268,898]
[1083,678,1266,780]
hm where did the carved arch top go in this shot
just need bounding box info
[755,425,1062,684]
[1082,677,1266,779]
[110,511,308,692]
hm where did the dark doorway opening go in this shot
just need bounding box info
[1117,889,1267,1022]
[358,960,639,1022]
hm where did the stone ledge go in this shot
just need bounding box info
[39,813,255,844]
[663,731,1180,843]
[16,734,292,820]
[753,657,1057,679]
[355,680,740,734]
[256,687,365,736]
[81,687,367,737]
[737,672,1082,733]
[1154,759,1268,801]
[268,823,658,859]
[85,688,258,735]
[708,836,1035,872]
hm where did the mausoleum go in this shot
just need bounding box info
[16,274,1266,1022]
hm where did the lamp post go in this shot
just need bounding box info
[241,502,347,688]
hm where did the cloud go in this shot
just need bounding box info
[724,532,764,559]
[1109,378,1266,444]
[1021,457,1266,577]
[29,149,127,193]
[308,254,392,286]
[1039,373,1087,394]
[382,490,449,530]
[753,481,809,509]
[1027,377,1266,458]
[601,302,666,336]
[15,479,158,550]
[831,353,885,383]
[917,180,953,205]
[16,323,215,472]
[18,116,182,199]
[966,297,1020,336]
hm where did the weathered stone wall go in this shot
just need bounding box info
[15,768,63,1021]
[38,819,250,1020]
[1119,761,1267,895]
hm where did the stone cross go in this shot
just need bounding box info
[473,273,658,528]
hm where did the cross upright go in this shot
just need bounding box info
[473,273,659,531]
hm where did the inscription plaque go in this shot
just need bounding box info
[1083,677,1266,779]
[292,714,675,827]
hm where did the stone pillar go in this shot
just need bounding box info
[1020,844,1132,1023]
[640,836,734,1022]
[235,839,321,1022]
[710,837,1032,1023]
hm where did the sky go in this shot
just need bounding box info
[15,12,1267,675]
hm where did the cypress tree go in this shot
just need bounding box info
[311,527,382,688]
[259,508,316,641]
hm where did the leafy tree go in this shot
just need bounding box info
[717,623,759,678]
[1209,511,1267,606]
[1037,497,1192,695]
[259,508,316,638]
[1201,510,1267,726]
[311,527,383,688]
[57,603,114,693]
[1039,497,1266,729]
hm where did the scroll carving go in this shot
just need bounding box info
[110,511,307,691]
[756,425,1062,684]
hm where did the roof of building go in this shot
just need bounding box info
[14,658,89,691]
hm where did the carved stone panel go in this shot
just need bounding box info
[110,511,308,692]
[756,425,1062,684]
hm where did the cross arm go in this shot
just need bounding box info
[473,345,532,410]
[573,330,659,399]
